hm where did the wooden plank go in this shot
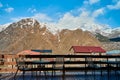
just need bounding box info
[4,62,16,65]
[0,69,17,72]
[25,55,120,58]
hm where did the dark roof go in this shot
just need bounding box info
[31,49,52,53]
[70,46,106,53]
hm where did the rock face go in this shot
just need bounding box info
[102,42,120,51]
[108,29,120,38]
[0,18,102,54]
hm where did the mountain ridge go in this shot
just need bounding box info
[0,18,120,38]
[0,18,102,54]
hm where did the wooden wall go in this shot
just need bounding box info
[0,54,17,73]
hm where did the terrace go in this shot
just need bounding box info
[0,54,120,80]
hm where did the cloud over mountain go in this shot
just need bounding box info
[8,6,112,36]
[0,0,120,37]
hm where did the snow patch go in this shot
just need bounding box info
[57,33,61,42]
[31,18,35,26]
[0,23,10,32]
[45,23,61,35]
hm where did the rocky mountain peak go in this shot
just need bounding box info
[0,18,102,54]
[1,18,46,36]
[10,18,39,28]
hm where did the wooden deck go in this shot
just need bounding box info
[1,54,120,80]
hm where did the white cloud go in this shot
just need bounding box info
[83,1,89,5]
[44,8,112,35]
[92,8,104,18]
[50,10,109,33]
[32,13,53,22]
[107,1,120,9]
[11,10,104,32]
[11,17,29,22]
[0,2,3,7]
[112,0,119,3]
[89,0,100,5]
[11,13,53,23]
[27,8,37,13]
[0,23,10,32]
[10,7,112,35]
[5,7,14,13]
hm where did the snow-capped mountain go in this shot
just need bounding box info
[0,18,101,54]
[0,18,119,38]
[109,28,120,38]
[76,24,119,38]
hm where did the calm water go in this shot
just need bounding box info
[3,71,119,80]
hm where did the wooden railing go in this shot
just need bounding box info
[25,54,120,68]
[0,54,120,73]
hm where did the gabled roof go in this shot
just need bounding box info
[70,46,106,53]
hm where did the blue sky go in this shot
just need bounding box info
[0,0,120,31]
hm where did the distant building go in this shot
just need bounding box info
[69,46,106,55]
[106,50,120,55]
[106,50,120,61]
[17,50,41,55]
[17,49,52,55]
[69,46,106,62]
